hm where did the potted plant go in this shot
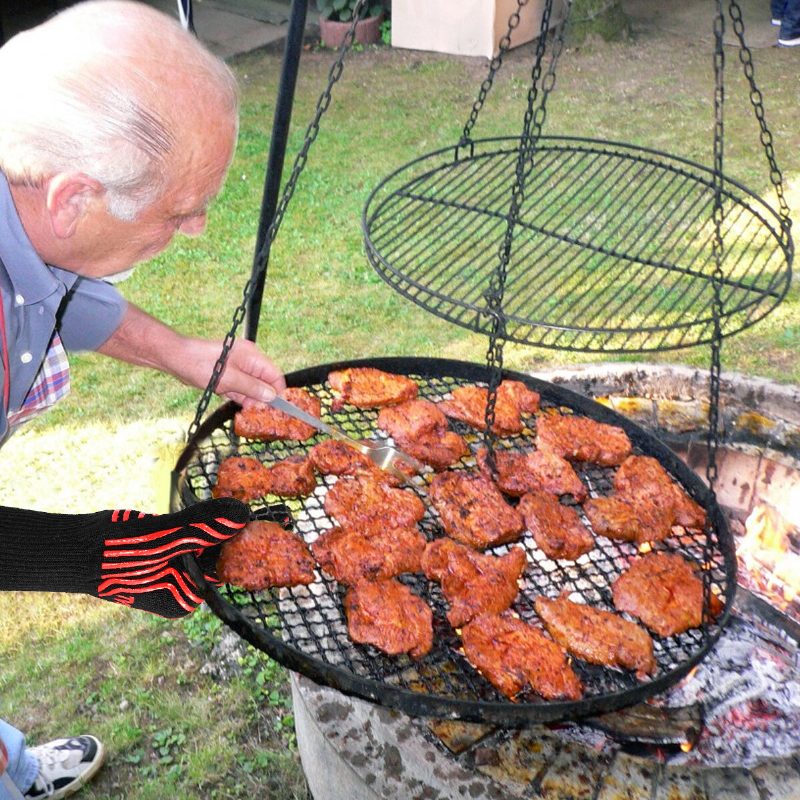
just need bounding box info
[316,0,386,48]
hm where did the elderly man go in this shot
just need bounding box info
[0,2,285,797]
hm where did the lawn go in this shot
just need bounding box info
[1,16,798,800]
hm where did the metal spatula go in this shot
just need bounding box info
[269,395,424,482]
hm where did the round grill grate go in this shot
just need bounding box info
[175,357,736,725]
[362,138,792,354]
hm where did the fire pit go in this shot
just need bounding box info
[291,363,800,800]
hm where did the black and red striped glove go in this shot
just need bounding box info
[0,498,249,618]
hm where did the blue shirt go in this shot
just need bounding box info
[0,172,127,442]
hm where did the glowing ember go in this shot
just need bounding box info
[739,501,800,603]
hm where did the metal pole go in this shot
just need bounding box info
[244,0,309,342]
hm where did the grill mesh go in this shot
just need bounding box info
[362,138,792,353]
[176,358,735,724]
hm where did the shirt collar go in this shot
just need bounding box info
[0,171,76,305]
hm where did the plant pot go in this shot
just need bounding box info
[319,14,383,48]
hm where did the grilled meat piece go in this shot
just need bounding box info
[536,412,632,466]
[212,456,271,502]
[422,538,527,627]
[262,455,317,498]
[461,612,583,701]
[312,525,426,585]
[234,387,321,442]
[216,520,316,590]
[328,367,418,412]
[344,578,433,659]
[428,471,524,549]
[308,439,403,486]
[612,551,724,637]
[378,399,467,470]
[477,447,587,500]
[614,455,706,530]
[518,490,594,561]
[583,495,674,544]
[535,594,656,679]
[324,474,425,535]
[438,380,540,436]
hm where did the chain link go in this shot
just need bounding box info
[483,0,572,475]
[460,0,529,148]
[187,0,369,441]
[727,0,791,240]
[702,0,727,629]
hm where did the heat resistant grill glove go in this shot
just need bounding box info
[0,498,249,618]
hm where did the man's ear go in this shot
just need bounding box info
[45,173,105,238]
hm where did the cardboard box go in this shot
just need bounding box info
[392,0,564,59]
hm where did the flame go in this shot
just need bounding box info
[638,542,653,554]
[680,741,694,753]
[739,502,800,602]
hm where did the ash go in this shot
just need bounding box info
[665,617,800,768]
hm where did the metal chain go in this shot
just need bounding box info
[703,0,726,629]
[483,0,572,473]
[187,0,369,441]
[460,0,529,148]
[727,0,792,240]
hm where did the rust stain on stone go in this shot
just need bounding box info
[656,399,711,433]
[736,411,777,436]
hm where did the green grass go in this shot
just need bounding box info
[2,24,799,799]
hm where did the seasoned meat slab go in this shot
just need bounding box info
[308,439,403,485]
[378,399,467,470]
[216,521,316,590]
[262,455,317,498]
[612,551,724,637]
[421,539,527,627]
[438,380,540,436]
[324,474,425,534]
[583,495,674,544]
[234,387,321,442]
[344,578,433,659]
[328,367,418,412]
[614,455,706,530]
[461,612,583,701]
[518,490,594,561]
[477,447,587,500]
[535,594,656,679]
[428,471,524,549]
[312,525,426,585]
[536,412,632,466]
[212,456,271,502]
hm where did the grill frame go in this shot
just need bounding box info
[175,356,737,726]
[362,137,793,354]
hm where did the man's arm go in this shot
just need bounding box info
[96,304,285,407]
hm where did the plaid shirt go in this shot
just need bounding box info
[6,330,70,430]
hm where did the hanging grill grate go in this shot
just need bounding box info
[176,357,737,726]
[362,136,792,353]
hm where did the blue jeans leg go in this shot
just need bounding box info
[771,0,787,19]
[0,720,38,799]
[779,0,800,37]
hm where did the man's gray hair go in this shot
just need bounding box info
[0,0,239,220]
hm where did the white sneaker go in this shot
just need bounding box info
[23,737,105,800]
[772,17,782,25]
[778,34,800,45]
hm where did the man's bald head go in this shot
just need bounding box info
[0,0,239,220]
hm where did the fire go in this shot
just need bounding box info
[638,542,653,554]
[739,501,800,603]
[680,740,694,753]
